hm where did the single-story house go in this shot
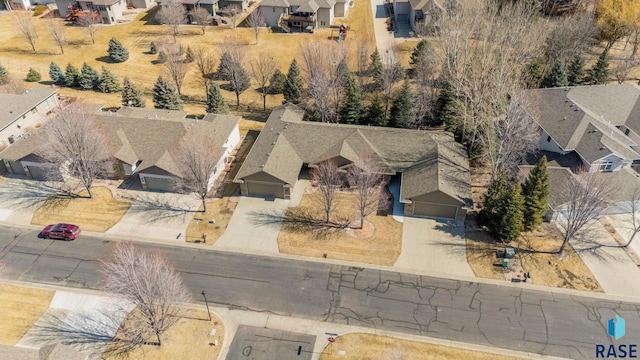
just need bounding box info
[0,106,241,192]
[260,0,337,30]
[397,0,466,34]
[0,87,59,149]
[234,103,472,220]
[521,84,640,173]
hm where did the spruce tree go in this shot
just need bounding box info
[408,39,435,78]
[152,75,183,110]
[78,62,100,90]
[364,93,387,126]
[49,62,65,85]
[543,62,568,88]
[589,52,609,85]
[230,67,251,107]
[521,156,550,231]
[0,63,8,85]
[524,57,545,89]
[64,64,80,87]
[339,73,365,124]
[107,38,129,63]
[283,59,303,105]
[149,41,157,54]
[156,50,167,64]
[121,77,146,108]
[568,54,586,86]
[478,174,507,229]
[498,184,525,242]
[206,82,229,114]
[216,52,233,81]
[99,67,121,93]
[434,81,465,142]
[268,69,286,94]
[26,68,41,82]
[185,46,195,63]
[370,49,384,92]
[388,81,415,128]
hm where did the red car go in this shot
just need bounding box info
[42,223,81,241]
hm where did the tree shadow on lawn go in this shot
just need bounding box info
[124,193,199,223]
[249,208,352,240]
[0,177,80,213]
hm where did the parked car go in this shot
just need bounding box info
[41,223,81,241]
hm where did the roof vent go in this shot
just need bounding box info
[266,153,271,156]
[260,165,264,168]
[562,116,566,120]
[600,147,606,150]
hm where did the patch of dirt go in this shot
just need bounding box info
[319,333,525,360]
[0,284,54,345]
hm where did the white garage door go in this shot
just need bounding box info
[144,176,177,192]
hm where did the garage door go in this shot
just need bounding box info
[246,181,284,198]
[9,161,25,175]
[28,166,59,180]
[413,202,457,219]
[143,176,176,192]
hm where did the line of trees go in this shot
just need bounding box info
[49,62,121,93]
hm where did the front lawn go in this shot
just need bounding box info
[0,284,54,345]
[185,197,237,244]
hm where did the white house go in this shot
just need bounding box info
[0,88,59,150]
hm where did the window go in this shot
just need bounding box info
[546,135,551,142]
[598,161,613,172]
[626,128,631,136]
[320,20,325,26]
[273,6,275,12]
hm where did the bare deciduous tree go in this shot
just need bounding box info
[621,187,640,247]
[102,242,192,346]
[554,170,614,255]
[613,58,640,83]
[78,14,101,44]
[0,75,26,94]
[175,132,221,212]
[157,0,186,42]
[46,18,67,55]
[189,7,210,34]
[163,42,189,95]
[15,11,38,52]
[348,157,386,229]
[354,35,373,89]
[545,12,597,66]
[311,160,341,223]
[37,104,112,199]
[246,9,265,45]
[250,52,277,111]
[192,45,216,94]
[218,37,249,106]
[381,48,405,116]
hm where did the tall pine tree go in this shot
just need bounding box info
[521,156,550,231]
[388,81,415,128]
[434,81,465,142]
[408,39,435,78]
[49,62,65,85]
[268,69,286,94]
[64,64,80,88]
[589,52,609,85]
[99,67,120,93]
[107,38,129,63]
[152,75,183,110]
[543,62,568,88]
[78,62,100,90]
[339,73,364,124]
[479,174,525,241]
[121,77,146,107]
[370,49,384,92]
[567,54,586,86]
[283,59,303,105]
[206,82,229,114]
[364,93,387,126]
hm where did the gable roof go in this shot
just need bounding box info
[234,103,471,205]
[0,87,58,132]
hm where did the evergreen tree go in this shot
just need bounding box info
[364,93,387,126]
[64,64,80,87]
[149,41,158,54]
[524,57,545,89]
[388,81,415,128]
[49,62,65,85]
[26,68,41,82]
[543,62,568,88]
[339,73,365,124]
[152,75,183,110]
[568,54,586,86]
[434,81,465,142]
[185,46,195,63]
[0,63,8,85]
[206,82,229,114]
[107,38,129,63]
[370,49,384,92]
[479,174,525,241]
[78,62,100,90]
[156,50,167,64]
[216,52,233,81]
[589,52,609,85]
[268,69,286,94]
[121,77,146,108]
[521,156,550,231]
[283,59,303,105]
[408,39,435,78]
[99,66,121,93]
[478,174,508,229]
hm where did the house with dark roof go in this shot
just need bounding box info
[260,0,342,31]
[394,0,464,34]
[0,87,59,149]
[522,84,640,173]
[234,103,471,220]
[0,106,241,192]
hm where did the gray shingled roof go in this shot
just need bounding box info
[234,103,471,204]
[260,0,289,6]
[0,87,58,132]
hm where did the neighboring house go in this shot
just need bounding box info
[260,0,336,30]
[522,84,640,173]
[0,106,241,193]
[218,0,248,12]
[0,87,59,149]
[2,0,30,10]
[234,103,471,220]
[57,0,152,23]
[396,0,464,33]
[157,0,218,16]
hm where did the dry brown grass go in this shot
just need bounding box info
[104,308,224,360]
[278,190,402,266]
[466,223,602,292]
[185,198,237,245]
[0,284,54,345]
[31,186,131,232]
[320,333,524,360]
[340,0,376,49]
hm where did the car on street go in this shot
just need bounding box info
[41,223,81,241]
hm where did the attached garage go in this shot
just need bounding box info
[27,166,51,180]
[141,175,177,192]
[8,161,26,175]
[246,181,284,198]
[412,201,458,219]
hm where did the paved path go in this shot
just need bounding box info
[370,0,415,60]
[1,225,639,359]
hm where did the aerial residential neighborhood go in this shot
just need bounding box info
[1,0,640,359]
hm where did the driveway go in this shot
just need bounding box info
[370,0,415,61]
[395,217,474,277]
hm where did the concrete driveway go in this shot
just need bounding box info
[395,217,474,277]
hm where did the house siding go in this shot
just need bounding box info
[0,93,58,148]
[334,1,345,17]
[317,7,332,27]
[539,131,569,154]
[590,153,626,173]
[262,5,286,27]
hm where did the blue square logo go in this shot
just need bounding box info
[608,315,626,340]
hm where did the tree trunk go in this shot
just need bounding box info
[86,186,93,199]
[263,94,266,111]
[202,197,207,213]
[60,46,64,55]
[236,91,240,107]
[156,331,162,346]
[360,216,364,229]
[603,41,614,56]
[557,236,569,255]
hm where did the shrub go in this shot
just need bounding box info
[149,41,157,54]
[33,5,48,16]
[26,67,41,82]
[107,38,129,63]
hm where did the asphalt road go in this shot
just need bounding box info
[1,225,638,359]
